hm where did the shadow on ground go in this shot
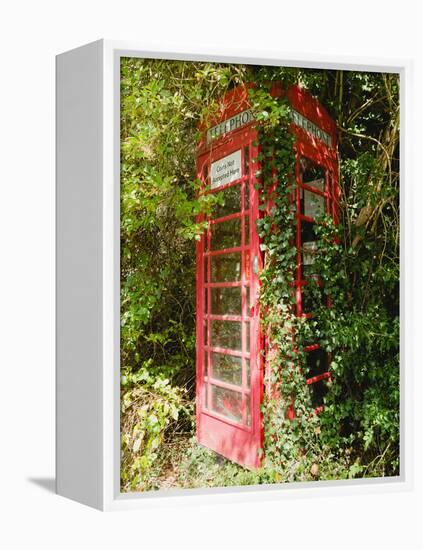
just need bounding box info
[27,477,56,494]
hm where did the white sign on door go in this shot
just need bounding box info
[211,150,242,189]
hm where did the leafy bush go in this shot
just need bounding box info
[120,59,247,489]
[120,364,193,491]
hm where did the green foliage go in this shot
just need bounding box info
[249,80,332,480]
[313,215,400,476]
[120,58,249,489]
[176,439,268,488]
[249,69,399,479]
[307,71,399,477]
[120,364,193,491]
[259,71,399,479]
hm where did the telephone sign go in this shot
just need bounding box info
[206,109,254,144]
[290,108,333,148]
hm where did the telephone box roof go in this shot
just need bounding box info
[198,83,337,155]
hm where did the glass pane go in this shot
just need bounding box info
[300,157,325,185]
[211,217,241,250]
[244,181,250,210]
[211,320,242,351]
[302,239,319,279]
[306,349,329,408]
[203,383,208,410]
[245,286,250,316]
[301,220,316,243]
[211,286,241,315]
[303,240,318,266]
[244,321,250,352]
[306,178,325,193]
[204,320,208,345]
[211,385,242,423]
[246,357,250,388]
[244,216,250,245]
[204,256,208,282]
[306,348,328,377]
[244,251,250,282]
[204,352,208,377]
[204,288,208,313]
[211,352,242,386]
[211,253,241,282]
[301,188,325,219]
[213,184,241,219]
[310,379,328,408]
[246,393,251,426]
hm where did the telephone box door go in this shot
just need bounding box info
[196,130,263,469]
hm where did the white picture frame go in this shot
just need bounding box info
[56,39,413,511]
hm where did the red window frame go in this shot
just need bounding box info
[292,107,339,410]
[196,123,264,469]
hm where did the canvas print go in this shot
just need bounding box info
[120,58,400,492]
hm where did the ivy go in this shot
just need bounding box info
[249,83,329,480]
[249,71,399,480]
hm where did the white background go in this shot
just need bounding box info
[0,1,421,548]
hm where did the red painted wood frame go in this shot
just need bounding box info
[196,92,263,469]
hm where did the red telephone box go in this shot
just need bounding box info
[196,84,339,469]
